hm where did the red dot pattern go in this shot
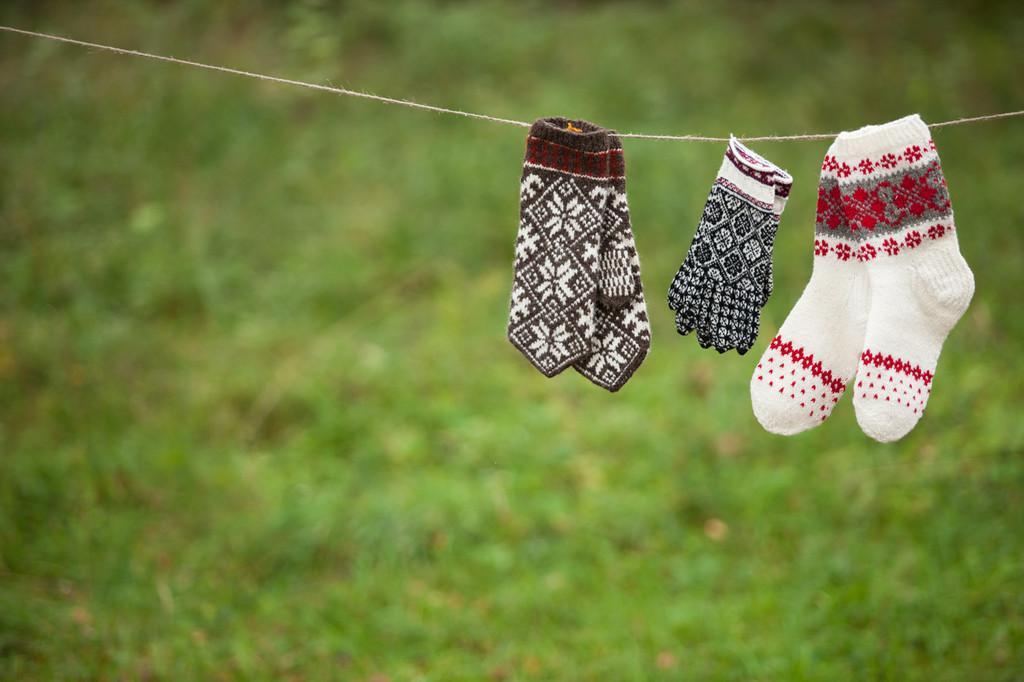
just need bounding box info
[856,348,933,414]
[754,335,847,422]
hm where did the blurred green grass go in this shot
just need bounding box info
[1,1,1023,679]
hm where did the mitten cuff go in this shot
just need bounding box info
[718,136,790,209]
[773,169,793,217]
[528,117,610,153]
[526,118,619,179]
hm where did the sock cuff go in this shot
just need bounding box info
[831,114,931,159]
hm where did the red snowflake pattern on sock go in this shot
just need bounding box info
[754,335,848,421]
[815,183,844,230]
[821,139,938,178]
[833,242,852,261]
[814,223,953,261]
[841,161,951,233]
[856,349,933,414]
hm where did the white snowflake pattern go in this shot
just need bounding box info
[585,332,627,376]
[535,256,577,303]
[528,321,571,361]
[544,187,588,240]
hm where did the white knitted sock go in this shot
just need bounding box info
[750,143,869,435]
[831,115,974,442]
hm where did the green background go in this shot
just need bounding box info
[2,1,1023,679]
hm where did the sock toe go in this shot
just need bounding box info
[750,376,822,436]
[855,398,919,443]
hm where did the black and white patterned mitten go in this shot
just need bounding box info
[508,118,615,377]
[667,137,792,354]
[573,133,651,391]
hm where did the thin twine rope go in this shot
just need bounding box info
[3,24,1024,142]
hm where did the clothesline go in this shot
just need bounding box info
[3,24,1024,142]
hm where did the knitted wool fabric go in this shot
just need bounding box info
[829,115,974,442]
[750,138,869,435]
[508,119,650,390]
[668,137,792,354]
[573,133,651,391]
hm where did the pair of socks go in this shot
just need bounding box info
[507,118,651,392]
[668,137,793,354]
[752,114,974,442]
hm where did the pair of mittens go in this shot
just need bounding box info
[667,137,792,354]
[508,118,651,392]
